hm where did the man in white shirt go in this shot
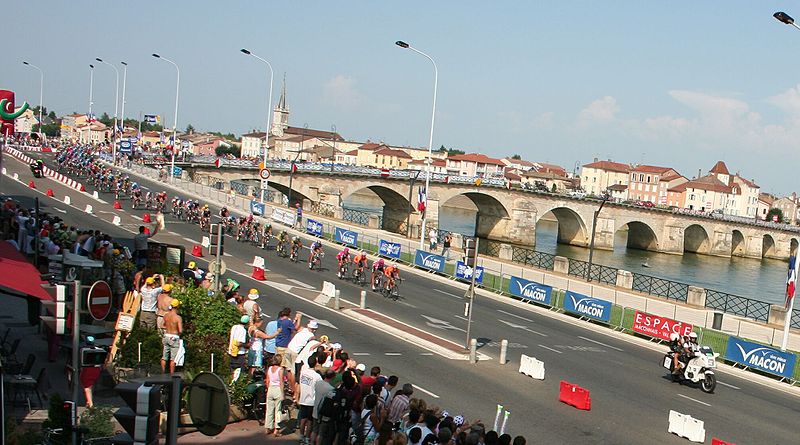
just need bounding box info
[228,315,250,373]
[297,355,322,445]
[139,275,164,329]
[287,320,318,375]
[312,370,336,445]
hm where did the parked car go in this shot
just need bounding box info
[568,190,586,198]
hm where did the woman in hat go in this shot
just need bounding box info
[247,317,282,374]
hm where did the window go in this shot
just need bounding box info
[639,174,644,181]
[647,175,651,183]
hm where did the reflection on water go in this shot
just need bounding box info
[345,196,789,306]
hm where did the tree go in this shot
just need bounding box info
[48,111,56,120]
[511,154,522,160]
[215,145,239,157]
[185,123,195,133]
[447,148,465,156]
[766,207,784,223]
[99,112,112,126]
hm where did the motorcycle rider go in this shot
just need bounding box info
[669,333,683,374]
[371,258,386,291]
[679,334,696,368]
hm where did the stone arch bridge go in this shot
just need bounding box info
[188,166,799,260]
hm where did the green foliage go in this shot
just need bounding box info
[209,131,239,141]
[766,207,784,223]
[99,112,112,126]
[228,374,251,409]
[39,123,60,137]
[510,154,521,160]
[182,332,231,378]
[175,284,240,338]
[186,124,195,133]
[216,145,240,157]
[5,418,43,445]
[447,148,465,156]
[116,322,162,368]
[42,393,69,431]
[79,405,115,439]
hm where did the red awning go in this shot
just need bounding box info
[0,241,51,301]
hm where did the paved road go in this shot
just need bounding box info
[5,151,799,444]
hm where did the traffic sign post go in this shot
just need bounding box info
[464,238,479,349]
[87,280,112,321]
[113,382,162,445]
[259,168,271,180]
[259,168,271,204]
[209,224,224,294]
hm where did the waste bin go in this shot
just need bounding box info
[712,312,723,330]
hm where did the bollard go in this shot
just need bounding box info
[211,353,214,372]
[499,339,509,365]
[64,195,71,205]
[334,289,341,310]
[469,338,477,363]
[360,290,366,309]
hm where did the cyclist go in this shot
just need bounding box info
[309,240,324,268]
[371,258,386,291]
[290,235,303,259]
[219,206,229,219]
[353,250,368,281]
[276,230,289,255]
[384,262,400,293]
[336,247,351,278]
[200,204,211,230]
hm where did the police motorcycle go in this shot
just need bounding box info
[30,159,44,177]
[243,369,266,424]
[662,333,718,393]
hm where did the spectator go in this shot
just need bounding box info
[139,275,164,329]
[361,366,381,389]
[243,288,262,320]
[248,317,280,373]
[388,383,413,422]
[275,308,300,362]
[383,375,398,406]
[438,428,453,445]
[287,320,318,375]
[228,315,251,373]
[312,370,336,445]
[133,224,158,267]
[265,354,287,437]
[498,434,511,445]
[297,355,321,444]
[511,437,525,445]
[428,228,437,251]
[160,298,183,374]
[484,431,498,445]
[441,233,452,259]
[264,313,280,363]
[408,426,423,445]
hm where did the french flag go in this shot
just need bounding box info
[788,255,797,309]
[417,186,426,213]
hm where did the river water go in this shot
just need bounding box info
[343,193,790,306]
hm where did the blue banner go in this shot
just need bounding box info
[725,336,797,379]
[508,276,552,306]
[334,227,358,247]
[455,261,484,284]
[249,200,266,216]
[305,218,323,237]
[414,250,445,273]
[119,140,132,153]
[379,240,401,259]
[563,291,612,322]
[171,166,183,177]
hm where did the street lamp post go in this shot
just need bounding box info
[120,61,128,146]
[95,58,120,163]
[331,124,336,173]
[773,10,800,352]
[22,61,43,137]
[88,64,94,144]
[586,193,610,282]
[240,48,274,204]
[395,40,438,249]
[152,53,180,183]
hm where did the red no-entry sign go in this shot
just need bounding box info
[87,280,112,321]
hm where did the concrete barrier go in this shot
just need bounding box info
[64,196,71,205]
[84,204,92,214]
[112,216,121,226]
[591,284,616,303]
[542,274,569,290]
[738,322,774,345]
[646,299,677,319]
[518,354,545,380]
[616,291,647,311]
[568,280,592,296]
[674,306,708,328]
[667,410,705,443]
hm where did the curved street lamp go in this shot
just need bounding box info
[395,40,438,250]
[22,61,44,135]
[96,58,120,162]
[152,53,180,183]
[240,48,275,204]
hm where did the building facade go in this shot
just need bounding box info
[580,159,631,196]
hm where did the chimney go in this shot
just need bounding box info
[697,168,701,179]
[593,157,599,162]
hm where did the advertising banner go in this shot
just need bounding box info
[414,250,445,273]
[508,276,553,306]
[455,261,484,284]
[725,336,797,379]
[306,218,323,237]
[379,240,401,259]
[632,311,693,341]
[249,200,266,216]
[563,291,612,322]
[271,208,295,226]
[334,227,358,247]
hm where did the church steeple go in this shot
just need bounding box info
[271,74,289,137]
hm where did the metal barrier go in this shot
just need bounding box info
[705,289,771,322]
[631,273,688,302]
[511,246,556,270]
[342,207,372,226]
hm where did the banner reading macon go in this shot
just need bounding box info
[632,311,693,341]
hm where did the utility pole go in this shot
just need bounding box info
[464,237,479,349]
[406,170,421,238]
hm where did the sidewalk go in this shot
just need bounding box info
[180,420,299,444]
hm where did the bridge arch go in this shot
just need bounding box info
[342,185,412,233]
[440,192,511,240]
[614,219,659,251]
[536,206,589,248]
[763,234,776,258]
[684,224,710,254]
[262,181,312,208]
[791,238,799,256]
[731,229,745,256]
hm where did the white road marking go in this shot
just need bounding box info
[433,289,462,299]
[396,300,418,309]
[385,352,402,356]
[412,384,440,399]
[677,393,711,407]
[419,352,434,356]
[352,352,371,356]
[578,335,623,352]
[223,252,232,257]
[717,381,740,390]
[167,231,179,235]
[421,314,466,332]
[52,207,67,214]
[182,237,195,243]
[287,278,313,289]
[497,309,535,323]
[497,319,547,337]
[538,344,563,354]
[453,315,467,321]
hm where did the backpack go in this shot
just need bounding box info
[350,411,372,445]
[318,387,348,424]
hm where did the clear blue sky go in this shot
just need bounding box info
[7,1,800,194]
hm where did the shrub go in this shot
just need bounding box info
[116,323,162,368]
[79,405,115,439]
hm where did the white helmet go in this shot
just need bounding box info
[689,332,698,340]
[669,333,680,342]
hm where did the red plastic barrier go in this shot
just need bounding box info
[558,380,591,410]
[251,266,266,281]
[191,245,204,257]
[142,213,152,223]
[28,180,35,189]
[712,439,735,445]
[113,201,122,209]
[46,188,54,197]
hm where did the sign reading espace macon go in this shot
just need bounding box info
[725,336,797,379]
[414,250,445,273]
[632,311,693,342]
[334,227,358,247]
[563,291,612,322]
[508,276,552,305]
[379,240,401,259]
[306,218,323,237]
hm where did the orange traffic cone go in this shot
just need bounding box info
[143,227,151,235]
[46,189,55,197]
[192,245,204,257]
[28,180,35,189]
[114,201,122,209]
[251,267,266,281]
[143,213,152,223]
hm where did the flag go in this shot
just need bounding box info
[144,114,160,124]
[417,186,426,213]
[787,255,797,309]
[159,132,165,143]
[214,158,223,168]
[86,113,96,123]
[290,162,298,173]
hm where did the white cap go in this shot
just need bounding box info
[307,320,319,329]
[332,343,342,349]
[355,363,366,372]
